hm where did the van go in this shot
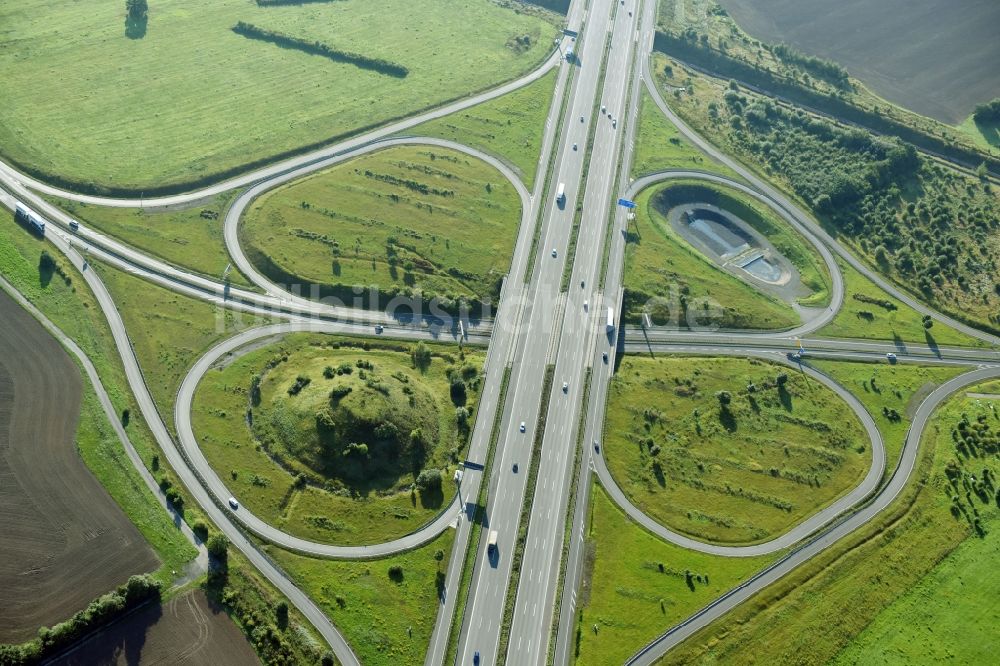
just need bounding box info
[556,183,566,204]
[487,530,498,553]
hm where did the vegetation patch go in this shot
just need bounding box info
[604,356,870,544]
[572,483,773,666]
[817,257,987,348]
[660,376,1000,666]
[411,68,557,187]
[241,145,521,312]
[193,333,482,544]
[263,528,454,666]
[653,58,1000,336]
[0,0,558,194]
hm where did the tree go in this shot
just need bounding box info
[776,373,789,386]
[416,468,442,492]
[411,341,431,371]
[450,378,467,406]
[126,0,148,20]
[716,391,732,406]
[455,406,470,427]
[922,314,934,330]
[207,533,229,560]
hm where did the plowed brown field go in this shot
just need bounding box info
[50,589,259,666]
[722,0,1000,123]
[0,289,157,642]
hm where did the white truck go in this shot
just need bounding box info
[606,307,615,332]
[556,182,566,205]
[487,530,499,553]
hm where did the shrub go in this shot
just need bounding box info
[416,468,443,492]
[192,520,209,540]
[207,534,229,560]
[275,601,289,630]
[388,565,404,581]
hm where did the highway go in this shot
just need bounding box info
[2,0,999,663]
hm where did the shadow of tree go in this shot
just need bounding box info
[719,405,737,432]
[778,385,793,411]
[652,460,666,487]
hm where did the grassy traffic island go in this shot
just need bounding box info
[603,355,871,545]
[192,333,482,545]
[240,145,522,313]
[623,180,831,330]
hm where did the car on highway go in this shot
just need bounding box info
[594,439,600,453]
[886,352,897,363]
[520,421,526,433]
[552,248,558,257]
[374,324,384,334]
[583,300,588,310]
[474,651,480,665]
[602,351,608,363]
[612,118,617,128]
[601,104,606,114]
[580,280,585,288]
[562,381,569,392]
[513,463,518,473]
[572,143,578,150]
[580,115,584,122]
[228,497,239,510]
[68,220,80,232]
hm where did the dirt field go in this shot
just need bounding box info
[721,0,1000,124]
[0,290,158,643]
[51,589,259,666]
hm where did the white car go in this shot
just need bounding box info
[228,497,239,510]
[612,118,617,128]
[572,143,578,150]
[886,352,897,363]
[584,300,589,310]
[562,381,569,392]
[552,248,558,257]
[519,421,526,433]
[601,105,606,114]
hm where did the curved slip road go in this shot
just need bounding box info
[223,136,533,306]
[593,348,885,557]
[640,67,1000,347]
[622,169,844,338]
[0,41,569,208]
[173,322,471,558]
[625,364,1000,665]
[0,223,363,665]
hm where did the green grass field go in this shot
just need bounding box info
[265,528,454,666]
[240,145,521,307]
[192,333,480,544]
[93,260,272,430]
[658,375,1000,666]
[958,114,1000,152]
[808,360,966,469]
[623,181,824,330]
[411,68,558,187]
[0,213,197,582]
[632,89,738,179]
[573,483,774,666]
[816,257,988,348]
[604,355,870,545]
[0,0,558,194]
[46,194,253,288]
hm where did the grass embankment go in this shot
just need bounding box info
[0,212,197,583]
[623,180,828,329]
[240,145,521,309]
[651,54,1000,337]
[0,0,558,194]
[632,89,737,179]
[264,528,454,666]
[94,260,272,432]
[958,113,1000,152]
[46,193,253,288]
[573,483,774,666]
[658,375,1000,666]
[193,333,481,544]
[604,356,869,544]
[809,360,967,468]
[412,68,558,187]
[817,257,990,348]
